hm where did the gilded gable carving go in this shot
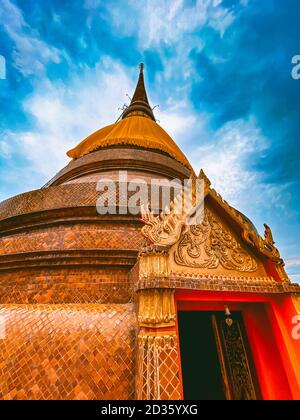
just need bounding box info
[173,209,258,273]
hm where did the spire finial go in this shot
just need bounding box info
[121,63,155,121]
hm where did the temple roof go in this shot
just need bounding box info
[67,65,192,169]
[66,116,191,168]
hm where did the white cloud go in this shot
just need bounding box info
[287,258,300,284]
[157,105,198,142]
[288,274,300,284]
[188,117,269,203]
[99,0,235,96]
[1,58,135,186]
[108,0,234,49]
[0,0,64,76]
[178,116,293,228]
[0,138,11,159]
[285,258,300,268]
[1,57,203,191]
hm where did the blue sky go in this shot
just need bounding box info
[0,0,299,281]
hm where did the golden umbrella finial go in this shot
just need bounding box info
[122,63,155,121]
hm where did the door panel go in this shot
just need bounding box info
[213,312,260,400]
[178,311,260,400]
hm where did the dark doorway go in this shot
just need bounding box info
[178,311,226,400]
[178,310,260,400]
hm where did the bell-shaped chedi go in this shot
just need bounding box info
[64,63,192,182]
[0,65,299,401]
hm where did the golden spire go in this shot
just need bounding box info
[66,62,193,170]
[122,63,155,121]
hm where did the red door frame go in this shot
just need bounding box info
[175,289,299,400]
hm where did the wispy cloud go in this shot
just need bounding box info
[286,258,300,284]
[189,117,269,202]
[0,0,64,76]
[108,0,235,48]
[0,58,135,189]
[285,258,300,268]
[102,0,239,93]
[0,56,207,196]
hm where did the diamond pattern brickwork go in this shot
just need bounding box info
[0,224,144,256]
[0,267,133,304]
[0,181,169,222]
[136,332,181,400]
[0,303,136,400]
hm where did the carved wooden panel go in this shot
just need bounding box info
[174,209,257,272]
[168,205,269,278]
[213,313,260,400]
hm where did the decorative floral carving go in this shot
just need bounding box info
[198,170,285,268]
[217,317,257,400]
[141,204,185,247]
[140,169,288,276]
[140,185,194,247]
[259,223,280,259]
[174,210,258,272]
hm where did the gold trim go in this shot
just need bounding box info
[136,276,300,294]
[174,209,258,273]
[138,331,177,338]
[212,314,232,401]
[139,251,169,279]
[67,116,192,169]
[168,273,274,282]
[138,289,176,328]
[292,296,300,314]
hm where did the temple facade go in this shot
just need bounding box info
[0,65,299,400]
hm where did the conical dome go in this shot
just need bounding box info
[66,116,191,168]
[66,64,192,170]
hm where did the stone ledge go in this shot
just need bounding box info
[136,275,300,295]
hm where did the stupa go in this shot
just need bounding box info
[0,64,299,400]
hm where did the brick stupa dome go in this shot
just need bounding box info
[0,64,192,400]
[1,64,299,401]
[66,64,190,169]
